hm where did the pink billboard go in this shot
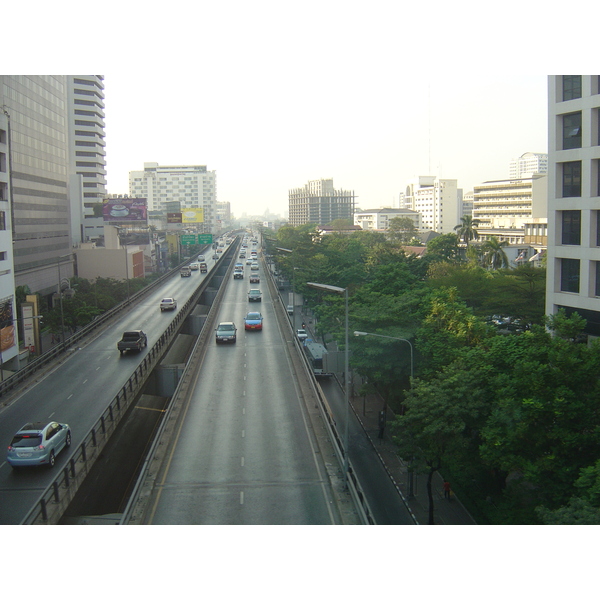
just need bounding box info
[103,198,148,222]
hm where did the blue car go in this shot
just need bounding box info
[244,312,263,331]
[7,421,72,469]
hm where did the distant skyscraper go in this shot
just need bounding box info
[288,179,355,226]
[129,163,217,231]
[546,75,600,337]
[509,152,548,179]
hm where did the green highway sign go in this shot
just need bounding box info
[197,234,213,244]
[181,235,197,245]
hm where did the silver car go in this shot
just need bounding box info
[7,421,72,469]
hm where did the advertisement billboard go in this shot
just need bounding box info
[103,198,148,222]
[0,296,15,352]
[181,208,204,223]
[167,212,182,223]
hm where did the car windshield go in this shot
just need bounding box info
[11,434,43,448]
[246,313,261,320]
[219,324,235,331]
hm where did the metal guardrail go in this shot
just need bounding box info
[0,252,212,399]
[20,245,237,524]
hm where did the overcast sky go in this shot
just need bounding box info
[9,1,597,222]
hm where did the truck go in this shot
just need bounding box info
[199,262,208,273]
[117,330,148,355]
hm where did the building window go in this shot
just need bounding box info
[562,161,582,197]
[562,76,582,101]
[563,112,582,149]
[561,258,580,293]
[596,262,600,297]
[562,211,581,245]
[0,211,5,230]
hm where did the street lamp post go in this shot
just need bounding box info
[307,282,350,488]
[354,329,415,495]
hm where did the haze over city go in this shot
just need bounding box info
[10,1,595,220]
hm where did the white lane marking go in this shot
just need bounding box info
[241,430,245,438]
[241,457,245,467]
[82,379,88,385]
[240,492,244,505]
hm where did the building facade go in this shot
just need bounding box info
[473,175,548,245]
[399,176,461,234]
[288,178,355,226]
[67,76,107,244]
[354,207,421,231]
[0,76,74,297]
[546,75,600,337]
[509,152,548,179]
[129,163,217,231]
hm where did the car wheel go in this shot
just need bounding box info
[48,450,55,468]
[65,431,71,448]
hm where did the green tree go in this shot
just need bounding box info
[426,233,461,263]
[453,215,480,247]
[388,216,417,244]
[481,236,509,269]
[546,307,586,341]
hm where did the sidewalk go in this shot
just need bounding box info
[349,393,477,525]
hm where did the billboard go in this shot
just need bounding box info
[181,208,204,223]
[167,212,182,223]
[103,198,148,222]
[0,296,15,352]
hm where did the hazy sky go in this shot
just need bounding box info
[9,1,597,221]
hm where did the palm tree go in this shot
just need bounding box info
[454,215,479,247]
[481,236,509,269]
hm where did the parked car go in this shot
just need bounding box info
[160,297,177,311]
[215,322,237,343]
[244,312,263,331]
[7,421,72,469]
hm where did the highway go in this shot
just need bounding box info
[0,247,218,524]
[140,257,343,524]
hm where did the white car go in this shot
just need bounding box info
[297,329,308,341]
[160,297,177,311]
[190,263,199,271]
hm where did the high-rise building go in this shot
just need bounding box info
[67,76,107,244]
[509,152,548,179]
[0,76,73,297]
[546,75,600,337]
[129,163,217,231]
[399,176,461,234]
[288,178,355,226]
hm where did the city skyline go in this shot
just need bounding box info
[8,1,595,225]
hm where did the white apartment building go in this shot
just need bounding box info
[354,207,421,231]
[509,152,548,179]
[546,75,600,337]
[473,175,547,245]
[399,176,461,234]
[129,163,217,231]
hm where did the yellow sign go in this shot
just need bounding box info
[181,208,204,223]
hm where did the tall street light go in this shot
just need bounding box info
[354,329,415,496]
[307,281,350,488]
[353,331,414,380]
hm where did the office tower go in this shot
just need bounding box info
[288,178,355,226]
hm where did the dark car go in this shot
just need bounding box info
[215,322,237,343]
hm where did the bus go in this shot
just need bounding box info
[303,340,331,376]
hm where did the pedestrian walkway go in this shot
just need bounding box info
[348,393,477,525]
